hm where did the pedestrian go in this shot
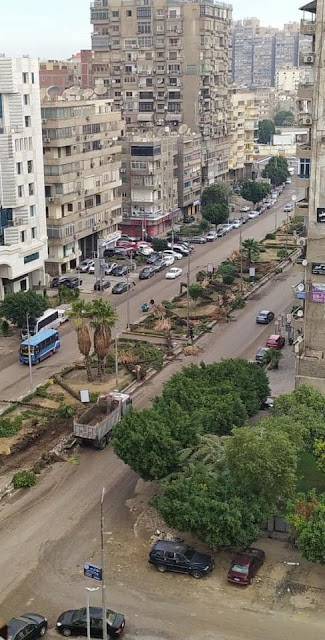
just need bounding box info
[150,298,155,307]
[189,326,194,344]
[132,281,136,291]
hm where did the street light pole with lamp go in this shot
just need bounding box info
[86,587,99,640]
[100,487,108,640]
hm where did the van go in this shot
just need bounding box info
[57,304,70,324]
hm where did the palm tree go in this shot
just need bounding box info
[91,299,118,380]
[179,434,228,474]
[69,300,93,381]
[242,238,261,265]
[263,347,283,370]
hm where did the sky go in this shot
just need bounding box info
[1,0,302,60]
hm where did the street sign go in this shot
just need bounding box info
[317,207,325,223]
[84,563,102,581]
[312,262,325,276]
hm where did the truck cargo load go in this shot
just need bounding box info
[73,391,132,449]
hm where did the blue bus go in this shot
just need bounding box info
[19,329,61,365]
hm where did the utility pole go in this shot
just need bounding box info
[186,245,191,338]
[285,210,289,257]
[115,333,119,389]
[239,225,243,294]
[126,271,130,329]
[26,313,33,392]
[86,587,99,640]
[100,488,108,640]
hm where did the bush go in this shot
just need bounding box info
[13,470,37,489]
[223,275,235,285]
[277,248,287,259]
[265,233,276,240]
[1,319,10,336]
[89,391,99,403]
[196,270,208,283]
[55,403,75,419]
[0,415,23,438]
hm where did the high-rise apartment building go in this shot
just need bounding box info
[91,0,232,186]
[41,99,123,274]
[295,0,325,391]
[229,88,259,180]
[274,30,299,76]
[0,56,48,299]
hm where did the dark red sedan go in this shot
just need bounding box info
[265,334,285,349]
[227,548,265,585]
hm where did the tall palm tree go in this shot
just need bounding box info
[91,299,118,380]
[69,300,93,381]
[242,238,261,265]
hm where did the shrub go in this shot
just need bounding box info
[13,470,37,489]
[1,319,10,336]
[0,415,23,438]
[89,391,99,403]
[196,270,208,283]
[277,248,287,259]
[55,403,75,419]
[223,275,235,285]
[265,233,276,240]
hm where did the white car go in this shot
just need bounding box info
[88,261,95,273]
[240,206,250,213]
[247,211,259,219]
[167,243,189,255]
[223,223,234,233]
[283,203,293,212]
[163,254,175,267]
[78,259,93,273]
[165,267,183,279]
[286,178,292,184]
[163,249,183,261]
[231,219,242,229]
[139,246,154,256]
[206,231,218,241]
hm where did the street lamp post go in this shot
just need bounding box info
[126,271,130,329]
[186,245,191,338]
[100,488,108,640]
[86,587,99,640]
[26,313,33,392]
[115,333,119,389]
[239,225,243,294]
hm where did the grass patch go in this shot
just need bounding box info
[297,451,325,494]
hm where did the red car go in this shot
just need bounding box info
[227,548,265,585]
[265,334,285,349]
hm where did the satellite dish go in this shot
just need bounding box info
[62,86,81,99]
[297,309,304,317]
[156,127,165,136]
[94,85,107,96]
[83,88,95,100]
[47,85,61,97]
[179,124,188,135]
[292,195,297,202]
[302,259,308,267]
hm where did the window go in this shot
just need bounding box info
[146,78,153,87]
[138,37,152,47]
[112,10,119,18]
[31,227,36,239]
[31,72,35,84]
[126,91,133,97]
[156,9,164,17]
[139,102,154,112]
[169,9,177,18]
[20,279,27,291]
[138,23,151,34]
[169,77,177,86]
[126,9,132,17]
[169,52,177,60]
[131,160,147,170]
[28,183,34,196]
[24,94,30,106]
[300,158,310,178]
[68,203,73,212]
[139,91,153,99]
[131,145,160,157]
[27,160,33,173]
[21,231,26,242]
[18,185,23,198]
[168,64,180,73]
[25,116,31,128]
[30,205,36,217]
[16,162,22,175]
[22,72,28,83]
[137,7,151,18]
[168,102,181,112]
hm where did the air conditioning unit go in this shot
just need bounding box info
[48,197,54,202]
[120,168,126,173]
[303,53,315,64]
[43,137,51,143]
[297,237,307,247]
[42,119,47,124]
[300,115,312,125]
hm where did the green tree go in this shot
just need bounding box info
[262,346,283,369]
[201,183,230,207]
[259,416,309,452]
[241,180,271,205]
[217,261,237,284]
[274,110,295,126]
[226,425,298,509]
[58,285,80,303]
[287,491,325,564]
[242,238,261,265]
[258,119,275,144]
[69,300,93,381]
[152,237,168,252]
[154,463,267,549]
[313,439,325,474]
[262,155,289,186]
[202,202,229,228]
[179,434,227,474]
[188,284,204,305]
[0,290,49,327]
[273,385,325,445]
[91,299,118,380]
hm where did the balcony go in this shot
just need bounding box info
[298,82,314,100]
[296,144,311,159]
[300,18,316,36]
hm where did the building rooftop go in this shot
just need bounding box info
[300,1,317,13]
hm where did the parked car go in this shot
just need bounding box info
[152,258,167,272]
[206,230,218,241]
[217,226,228,237]
[284,203,293,212]
[112,281,130,294]
[162,254,175,267]
[231,219,242,229]
[149,539,214,579]
[64,277,81,289]
[94,280,111,291]
[266,334,285,349]
[51,276,70,288]
[227,548,265,585]
[103,262,118,275]
[111,264,130,277]
[162,249,183,260]
[167,242,190,255]
[241,214,250,224]
[56,607,125,638]
[240,206,250,212]
[255,347,270,364]
[139,266,156,280]
[223,223,234,233]
[190,236,207,244]
[286,178,292,184]
[146,252,161,265]
[247,211,259,219]
[139,245,154,256]
[183,214,195,224]
[77,259,93,273]
[88,262,95,273]
[264,201,272,209]
[165,267,183,279]
[256,310,275,325]
[260,396,275,410]
[9,614,48,640]
[116,239,134,248]
[120,234,136,243]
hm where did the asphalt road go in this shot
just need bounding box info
[1,261,324,640]
[0,184,299,401]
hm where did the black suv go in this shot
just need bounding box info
[148,540,214,579]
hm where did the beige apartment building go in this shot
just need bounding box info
[41,98,123,275]
[177,133,202,219]
[91,0,232,186]
[295,0,325,391]
[229,89,259,180]
[120,135,179,238]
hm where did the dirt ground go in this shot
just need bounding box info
[62,367,133,393]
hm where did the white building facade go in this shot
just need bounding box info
[0,56,47,299]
